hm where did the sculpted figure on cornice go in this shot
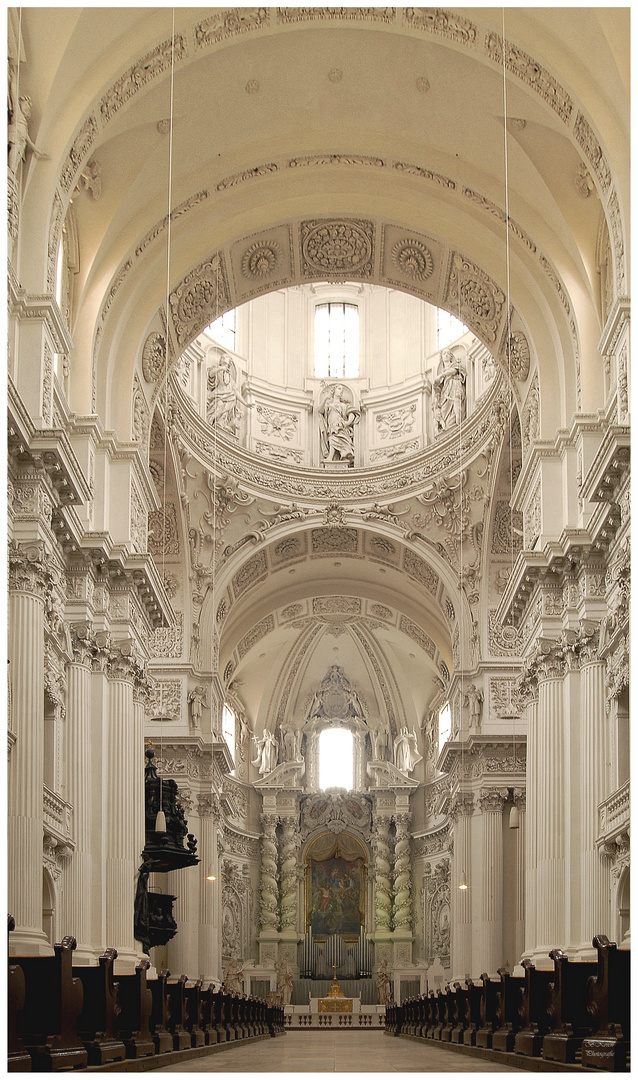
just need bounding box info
[206,354,244,436]
[393,727,422,775]
[432,349,467,432]
[318,383,360,464]
[301,791,372,837]
[8,61,48,174]
[252,728,279,776]
[307,664,367,726]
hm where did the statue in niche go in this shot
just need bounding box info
[251,728,278,775]
[276,958,294,1006]
[222,957,244,995]
[308,664,366,723]
[318,383,360,464]
[464,684,484,731]
[432,349,467,432]
[8,61,48,174]
[206,354,243,435]
[370,724,390,761]
[187,685,207,729]
[376,959,393,1005]
[280,721,302,762]
[393,726,423,774]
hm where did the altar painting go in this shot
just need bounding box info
[310,856,362,935]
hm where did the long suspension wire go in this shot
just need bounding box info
[502,9,517,768]
[159,8,176,813]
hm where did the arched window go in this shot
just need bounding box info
[314,302,359,378]
[319,727,353,790]
[438,703,451,753]
[436,308,467,350]
[208,310,237,351]
[222,704,236,771]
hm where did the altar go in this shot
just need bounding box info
[313,972,359,1015]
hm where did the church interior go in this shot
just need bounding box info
[7,6,630,1071]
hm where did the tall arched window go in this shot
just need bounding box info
[438,703,452,753]
[222,704,236,771]
[319,727,353,790]
[314,303,359,378]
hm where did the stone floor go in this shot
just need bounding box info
[154,1031,525,1072]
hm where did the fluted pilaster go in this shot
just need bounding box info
[198,795,220,983]
[477,789,507,974]
[451,794,473,981]
[105,669,139,966]
[8,573,51,954]
[535,667,566,951]
[579,657,610,949]
[523,698,538,957]
[60,646,94,962]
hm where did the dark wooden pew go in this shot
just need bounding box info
[74,948,126,1064]
[8,916,32,1072]
[475,972,500,1048]
[184,979,207,1047]
[581,935,630,1071]
[440,985,456,1042]
[114,959,155,1058]
[165,973,191,1050]
[15,936,87,1070]
[148,969,174,1053]
[514,959,554,1056]
[542,949,597,1064]
[450,982,468,1044]
[211,987,230,1042]
[462,979,483,1046]
[492,968,525,1052]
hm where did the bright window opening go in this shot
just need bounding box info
[222,704,236,769]
[319,727,353,790]
[55,240,65,308]
[208,310,237,351]
[314,303,359,378]
[438,703,452,751]
[436,308,468,350]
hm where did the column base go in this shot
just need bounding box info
[69,943,101,966]
[113,947,147,974]
[9,927,53,956]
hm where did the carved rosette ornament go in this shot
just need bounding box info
[241,241,282,279]
[141,332,167,383]
[301,219,373,277]
[258,814,279,932]
[372,818,392,931]
[279,816,301,931]
[391,239,434,281]
[446,253,505,343]
[392,814,413,930]
[506,331,531,381]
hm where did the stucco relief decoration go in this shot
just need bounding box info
[130,486,147,554]
[404,7,477,44]
[237,615,275,659]
[206,354,244,435]
[402,550,439,595]
[399,615,436,658]
[241,241,282,279]
[376,404,417,440]
[313,596,361,616]
[391,238,434,281]
[491,501,523,555]
[521,372,539,454]
[422,861,450,966]
[148,505,180,556]
[301,219,374,278]
[573,112,612,195]
[149,613,184,659]
[231,551,268,598]
[506,331,531,381]
[485,33,573,123]
[311,527,358,554]
[147,679,181,721]
[195,8,269,47]
[278,8,394,23]
[100,36,187,123]
[446,253,505,344]
[370,440,419,463]
[301,791,372,837]
[255,442,303,465]
[169,254,230,345]
[489,677,517,717]
[256,405,297,441]
[289,153,385,169]
[132,376,150,447]
[307,664,367,726]
[142,332,167,383]
[60,115,99,192]
[488,611,522,656]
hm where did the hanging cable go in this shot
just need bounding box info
[156,7,176,834]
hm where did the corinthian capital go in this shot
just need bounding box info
[9,540,53,599]
[479,787,509,814]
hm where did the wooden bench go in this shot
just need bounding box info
[15,936,87,1070]
[148,969,174,1053]
[581,935,630,1071]
[542,949,597,1064]
[492,968,525,1052]
[113,960,155,1058]
[514,959,554,1057]
[74,948,126,1065]
[8,916,31,1073]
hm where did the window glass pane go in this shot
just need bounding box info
[438,704,451,751]
[208,310,237,351]
[314,303,359,378]
[222,704,235,767]
[319,728,353,790]
[436,309,467,350]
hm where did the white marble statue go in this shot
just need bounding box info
[376,959,393,1005]
[432,349,466,432]
[393,726,423,774]
[276,958,294,1005]
[187,685,207,729]
[8,62,47,174]
[222,957,244,995]
[251,728,278,775]
[206,354,243,435]
[318,383,360,463]
[465,683,484,730]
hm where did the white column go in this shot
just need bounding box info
[522,694,538,957]
[59,633,95,962]
[169,855,199,978]
[514,791,526,964]
[392,813,413,931]
[372,816,393,935]
[477,789,506,975]
[280,815,301,934]
[258,812,280,963]
[8,543,52,955]
[198,794,220,983]
[450,793,473,981]
[579,655,610,952]
[105,653,140,969]
[534,650,567,958]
